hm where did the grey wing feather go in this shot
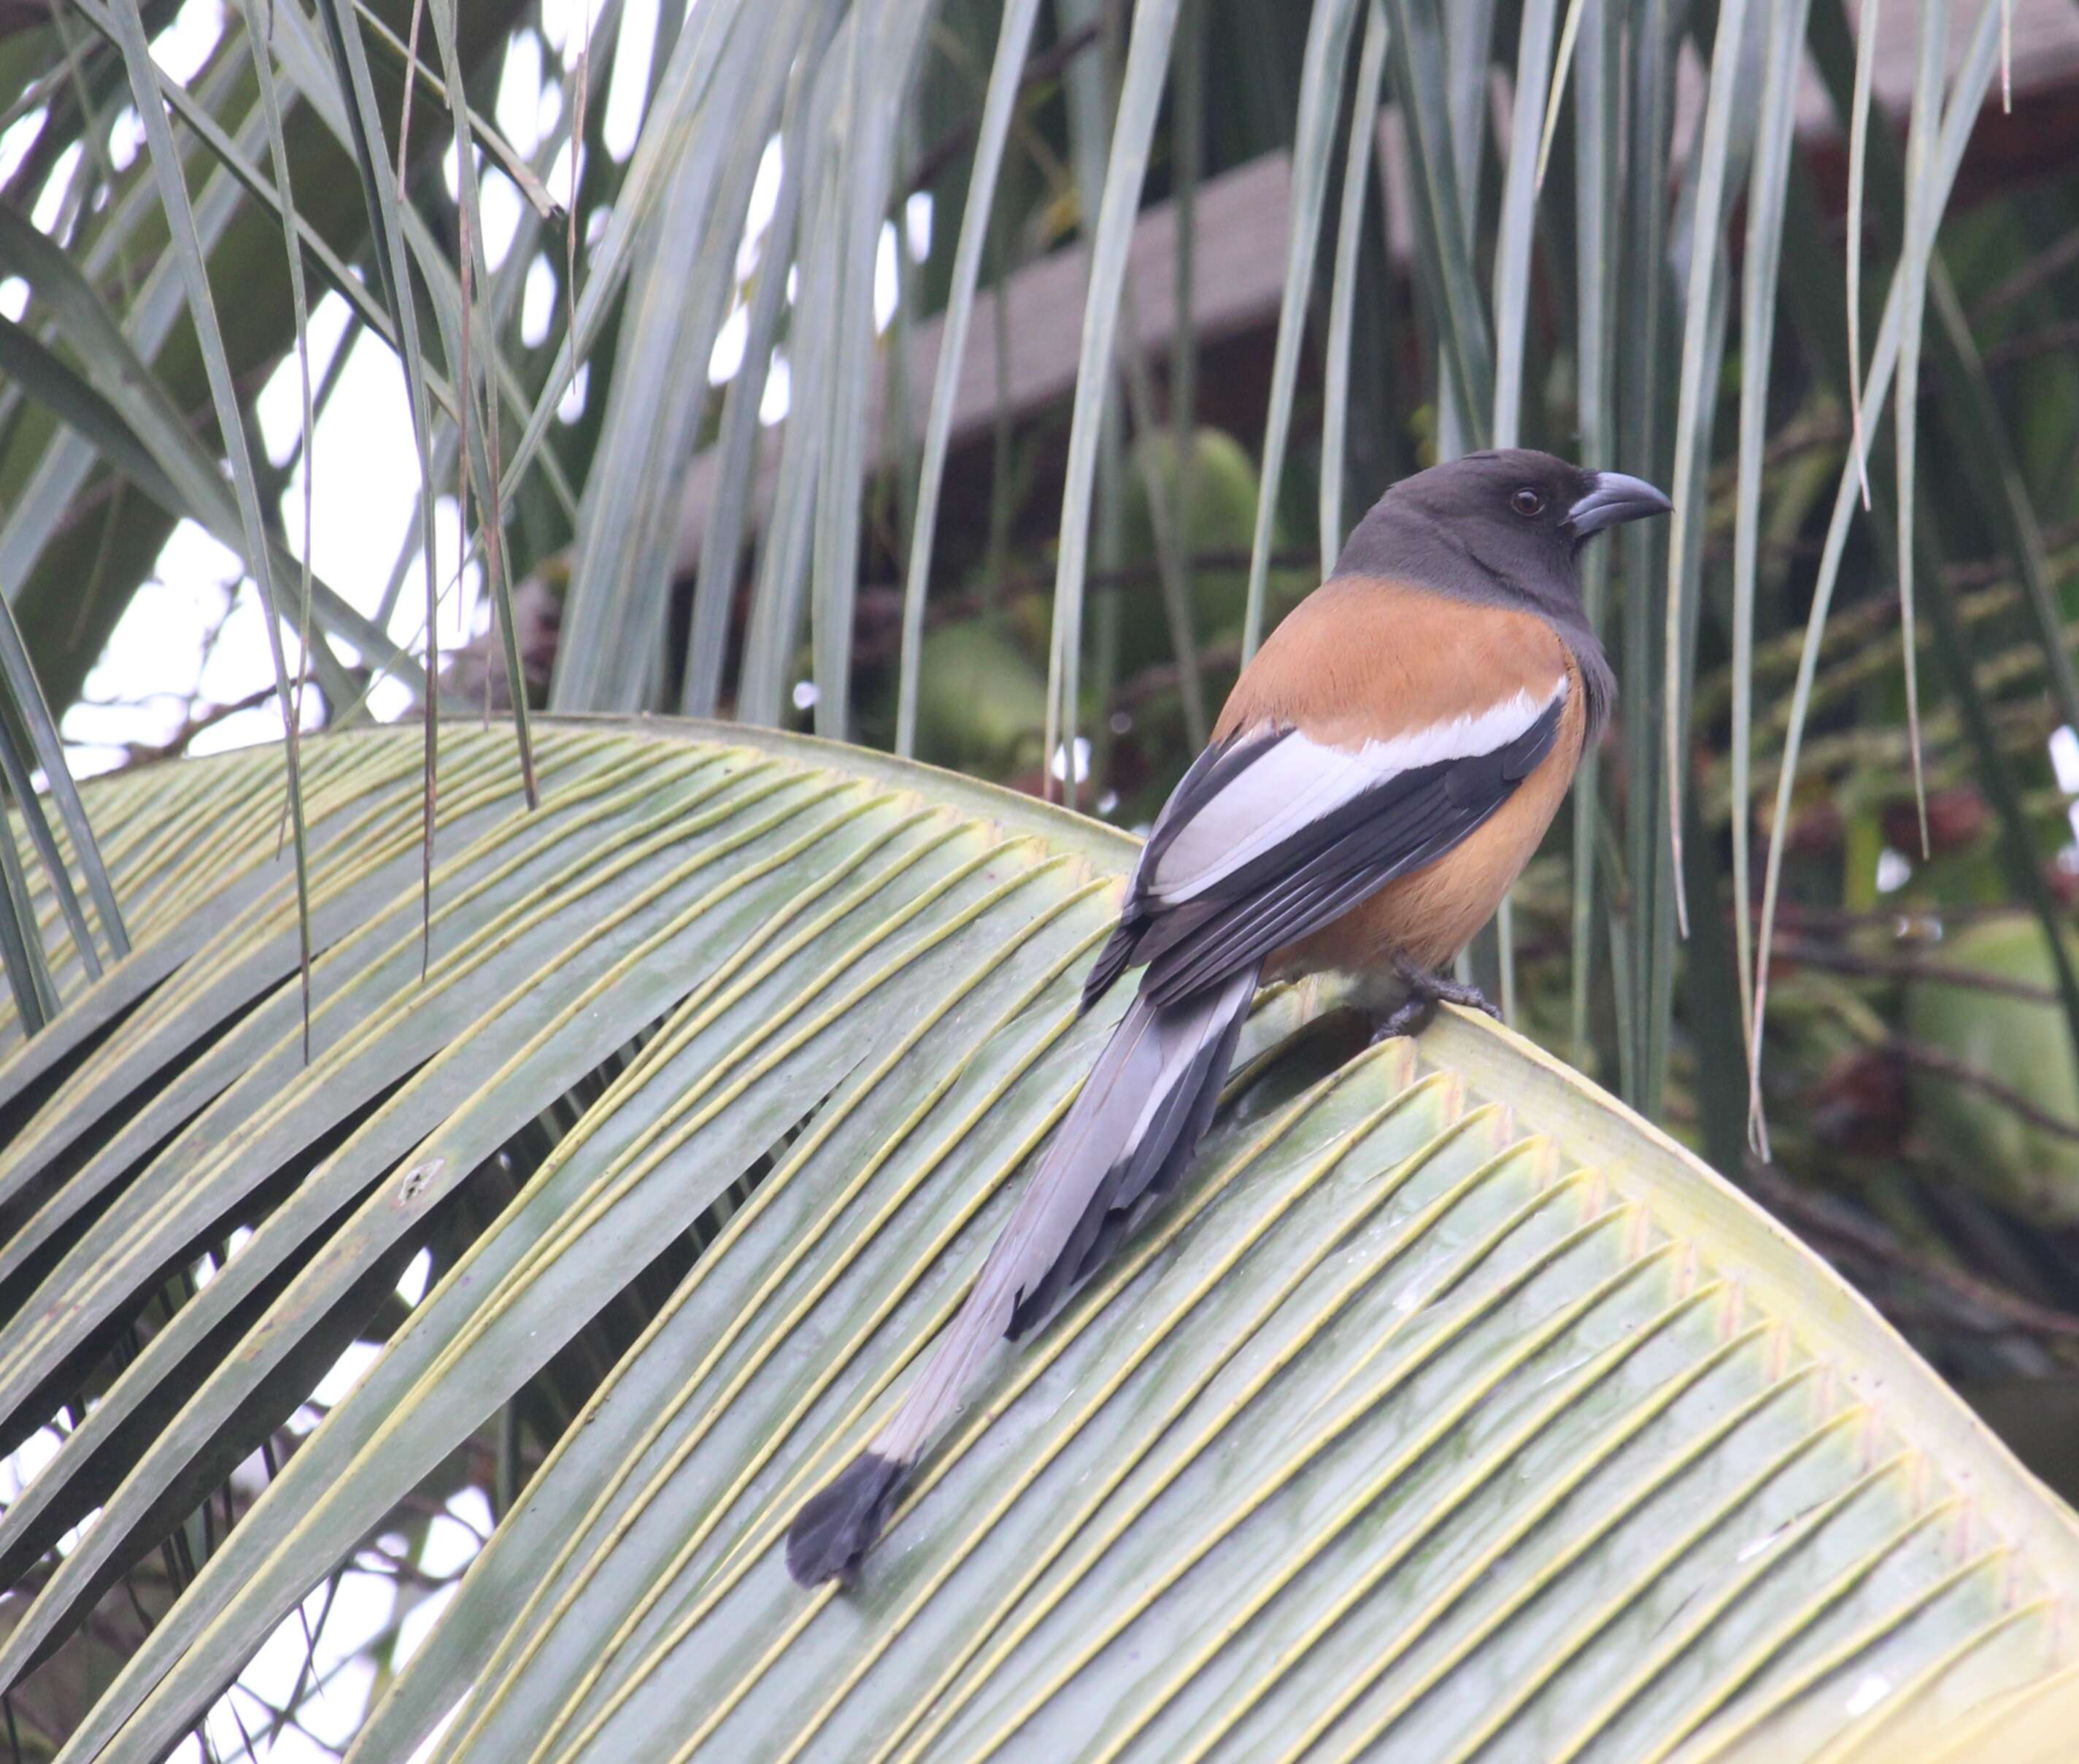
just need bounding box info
[1081,725,1290,1012]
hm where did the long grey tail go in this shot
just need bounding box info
[785,965,1259,1587]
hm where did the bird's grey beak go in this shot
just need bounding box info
[1564,471,1673,539]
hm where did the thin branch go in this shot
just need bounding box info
[1892,1037,2079,1143]
[905,20,1102,196]
[1746,1162,2079,1339]
[1770,933,2063,1006]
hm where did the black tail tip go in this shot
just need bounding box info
[786,1452,906,1589]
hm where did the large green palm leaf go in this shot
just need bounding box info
[1,720,2072,1760]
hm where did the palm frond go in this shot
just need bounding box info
[0,723,2067,1760]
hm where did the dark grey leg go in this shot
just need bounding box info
[1369,955,1502,1043]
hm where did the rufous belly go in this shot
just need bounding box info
[1265,689,1584,982]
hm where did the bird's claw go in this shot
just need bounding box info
[1369,968,1500,1043]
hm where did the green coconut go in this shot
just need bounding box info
[911,618,1050,776]
[1905,912,2079,1221]
[1114,427,1264,674]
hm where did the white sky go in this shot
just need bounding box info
[34,0,926,785]
[39,0,658,778]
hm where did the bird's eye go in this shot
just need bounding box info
[1511,488,1545,517]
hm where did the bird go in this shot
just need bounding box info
[785,447,1673,1588]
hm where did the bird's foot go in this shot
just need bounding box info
[1369,963,1501,1044]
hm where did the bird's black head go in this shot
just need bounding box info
[1337,448,1673,601]
[1332,448,1671,733]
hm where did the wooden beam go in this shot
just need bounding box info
[671,150,1295,576]
[671,0,2079,577]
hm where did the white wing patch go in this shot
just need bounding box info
[1146,679,1565,904]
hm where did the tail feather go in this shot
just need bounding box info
[1007,978,1252,1338]
[784,1452,904,1589]
[784,966,1259,1587]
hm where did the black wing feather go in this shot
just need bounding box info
[1079,725,1293,1013]
[1127,696,1565,1009]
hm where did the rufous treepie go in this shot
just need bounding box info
[787,447,1673,1588]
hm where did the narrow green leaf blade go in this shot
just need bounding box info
[1241,0,1362,660]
